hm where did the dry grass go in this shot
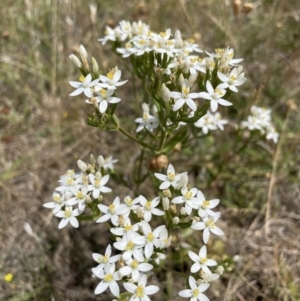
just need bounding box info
[0,0,300,300]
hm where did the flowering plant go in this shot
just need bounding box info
[44,20,278,300]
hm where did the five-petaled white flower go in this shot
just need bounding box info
[135,103,159,133]
[172,187,199,215]
[88,171,112,199]
[178,276,210,301]
[98,68,127,90]
[139,196,165,222]
[154,164,186,190]
[124,274,159,301]
[119,258,153,282]
[198,80,232,112]
[191,216,224,244]
[217,66,247,93]
[170,79,200,111]
[69,74,100,98]
[188,245,217,274]
[92,244,121,270]
[92,263,121,297]
[55,206,80,229]
[97,196,130,226]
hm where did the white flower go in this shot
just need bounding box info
[217,66,247,92]
[154,164,186,190]
[266,126,279,143]
[92,244,121,270]
[123,195,141,211]
[103,156,118,171]
[92,263,120,297]
[139,196,165,222]
[43,191,66,214]
[66,185,89,211]
[170,79,200,111]
[98,68,127,90]
[178,276,210,301]
[124,274,159,301]
[98,26,119,45]
[198,80,232,112]
[141,221,165,258]
[119,258,153,282]
[196,190,220,218]
[188,246,217,274]
[69,74,100,98]
[91,88,121,114]
[113,231,146,261]
[194,111,227,134]
[97,196,130,226]
[157,228,172,249]
[55,206,80,229]
[135,103,159,133]
[191,216,224,244]
[88,171,111,199]
[110,217,139,236]
[172,187,199,215]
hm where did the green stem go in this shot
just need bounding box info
[118,126,155,151]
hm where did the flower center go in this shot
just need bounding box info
[200,257,207,264]
[136,285,145,298]
[109,204,115,214]
[202,200,210,208]
[185,191,193,200]
[126,241,135,250]
[104,273,113,282]
[107,69,116,80]
[131,260,139,269]
[147,232,154,242]
[167,172,175,181]
[76,191,84,199]
[125,197,133,207]
[64,208,72,218]
[192,288,199,298]
[145,201,152,211]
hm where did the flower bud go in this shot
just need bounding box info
[163,189,172,198]
[215,265,224,275]
[242,3,254,14]
[80,45,88,59]
[178,73,184,87]
[188,73,197,86]
[90,154,96,165]
[136,207,144,219]
[85,195,92,204]
[170,204,177,214]
[160,83,170,102]
[172,217,180,225]
[97,155,105,168]
[178,173,189,188]
[180,207,187,215]
[233,0,241,16]
[162,197,170,210]
[92,57,99,75]
[77,159,88,172]
[69,54,82,68]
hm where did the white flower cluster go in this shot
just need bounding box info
[99,20,247,115]
[194,111,228,134]
[43,155,117,229]
[45,156,224,300]
[69,45,127,114]
[241,105,279,143]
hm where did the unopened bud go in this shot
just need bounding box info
[77,159,88,172]
[173,142,182,152]
[170,204,177,214]
[89,4,97,24]
[178,73,184,87]
[179,173,189,188]
[172,217,180,225]
[80,45,88,59]
[136,207,144,219]
[97,155,105,168]
[69,54,82,68]
[90,154,96,165]
[92,57,100,75]
[188,73,197,86]
[180,207,187,215]
[162,197,170,210]
[163,189,172,198]
[85,195,92,203]
[215,265,224,275]
[95,171,102,179]
[160,83,170,102]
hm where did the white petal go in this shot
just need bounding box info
[179,289,192,297]
[58,218,68,229]
[109,281,120,297]
[144,285,159,295]
[94,281,109,295]
[69,216,79,228]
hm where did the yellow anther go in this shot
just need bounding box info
[104,273,113,282]
[126,241,135,250]
[136,285,145,298]
[79,75,85,82]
